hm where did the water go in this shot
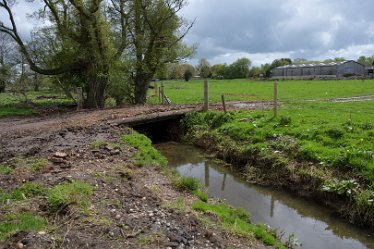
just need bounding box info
[156,142,374,249]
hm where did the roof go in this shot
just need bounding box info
[275,60,356,69]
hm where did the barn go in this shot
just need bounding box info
[271,60,366,79]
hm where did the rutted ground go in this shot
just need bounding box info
[0,106,277,249]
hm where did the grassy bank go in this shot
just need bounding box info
[181,108,374,228]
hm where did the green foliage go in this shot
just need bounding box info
[183,69,193,81]
[0,212,46,241]
[121,132,167,167]
[47,180,93,213]
[322,179,359,196]
[192,201,285,249]
[0,183,46,203]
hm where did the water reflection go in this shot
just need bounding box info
[156,142,374,249]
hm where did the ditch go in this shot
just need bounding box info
[131,118,374,249]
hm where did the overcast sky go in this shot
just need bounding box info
[1,0,374,67]
[180,0,374,66]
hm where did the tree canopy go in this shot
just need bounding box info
[0,0,193,107]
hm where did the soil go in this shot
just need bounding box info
[0,105,271,249]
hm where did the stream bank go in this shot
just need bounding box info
[156,142,374,249]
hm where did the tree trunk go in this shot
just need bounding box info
[84,73,108,109]
[134,78,149,104]
[33,73,39,91]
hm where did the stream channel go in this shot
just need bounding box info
[156,141,374,249]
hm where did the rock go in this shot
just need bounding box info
[54,152,68,158]
[115,214,121,220]
[110,149,121,156]
[16,242,24,249]
[49,157,66,164]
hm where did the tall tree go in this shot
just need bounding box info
[0,0,193,107]
[197,58,211,78]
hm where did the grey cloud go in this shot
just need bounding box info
[181,0,374,65]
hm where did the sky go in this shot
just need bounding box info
[1,0,374,67]
[179,0,374,66]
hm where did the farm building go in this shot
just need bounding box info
[271,60,366,79]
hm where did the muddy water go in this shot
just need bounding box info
[156,142,374,249]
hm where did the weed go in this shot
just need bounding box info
[325,128,344,139]
[47,180,93,213]
[279,116,291,126]
[165,197,186,213]
[27,158,47,172]
[90,139,108,149]
[0,212,46,241]
[322,179,358,196]
[172,176,200,192]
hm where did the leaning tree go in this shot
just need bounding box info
[0,0,193,107]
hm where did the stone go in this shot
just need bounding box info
[110,149,121,156]
[54,152,68,158]
[49,157,66,164]
[16,242,24,249]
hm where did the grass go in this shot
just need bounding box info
[0,183,46,203]
[121,131,167,167]
[172,175,208,202]
[0,106,37,118]
[192,200,285,249]
[0,212,46,241]
[47,180,93,213]
[150,79,374,104]
[0,89,74,118]
[0,164,12,175]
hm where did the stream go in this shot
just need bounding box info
[156,142,374,249]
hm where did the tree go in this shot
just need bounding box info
[0,32,17,92]
[229,57,251,78]
[197,58,211,78]
[0,0,193,107]
[183,69,192,81]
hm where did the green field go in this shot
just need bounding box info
[152,79,374,104]
[0,90,74,118]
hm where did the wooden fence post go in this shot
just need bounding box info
[221,94,227,113]
[76,87,83,110]
[273,80,278,118]
[161,82,165,104]
[203,79,209,111]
